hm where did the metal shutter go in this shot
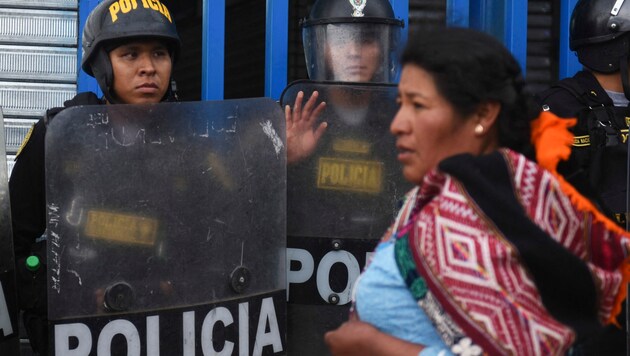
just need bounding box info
[0,0,77,178]
[527,0,558,94]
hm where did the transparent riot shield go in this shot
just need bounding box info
[280,81,411,355]
[46,99,286,355]
[0,112,20,355]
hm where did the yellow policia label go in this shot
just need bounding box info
[573,135,590,147]
[109,0,172,23]
[573,129,630,146]
[332,139,370,154]
[84,210,158,246]
[317,157,383,193]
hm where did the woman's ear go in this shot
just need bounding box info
[474,101,501,136]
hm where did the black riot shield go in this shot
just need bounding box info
[0,112,21,355]
[45,99,286,355]
[280,81,411,355]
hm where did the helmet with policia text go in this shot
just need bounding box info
[81,0,181,103]
[301,0,404,83]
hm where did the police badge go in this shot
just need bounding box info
[349,0,366,17]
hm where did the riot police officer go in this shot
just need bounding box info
[301,0,402,83]
[285,0,405,246]
[286,0,404,163]
[536,0,629,353]
[9,0,180,353]
[537,0,630,224]
[283,0,407,354]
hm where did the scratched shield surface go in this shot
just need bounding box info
[281,80,410,241]
[0,112,20,355]
[45,99,286,321]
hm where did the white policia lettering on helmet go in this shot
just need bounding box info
[109,0,172,23]
[349,0,366,17]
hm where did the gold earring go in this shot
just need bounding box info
[474,124,484,135]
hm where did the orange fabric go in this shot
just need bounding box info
[530,111,630,325]
[610,258,630,327]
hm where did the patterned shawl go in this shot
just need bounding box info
[383,113,630,355]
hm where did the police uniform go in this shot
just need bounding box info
[287,90,408,240]
[546,1,630,354]
[9,92,103,354]
[10,0,181,352]
[538,73,630,354]
[537,70,630,225]
[284,84,411,356]
[286,0,405,352]
[538,72,629,356]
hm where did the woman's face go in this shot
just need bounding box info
[327,38,381,82]
[391,64,480,185]
[109,40,172,104]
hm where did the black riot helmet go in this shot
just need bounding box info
[570,0,630,98]
[301,0,404,83]
[81,0,181,103]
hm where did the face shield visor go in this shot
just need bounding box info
[302,22,401,83]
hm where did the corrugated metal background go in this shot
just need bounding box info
[527,0,558,94]
[1,0,563,175]
[0,2,78,353]
[0,0,77,181]
[0,0,76,9]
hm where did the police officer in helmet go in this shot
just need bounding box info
[301,0,402,83]
[286,0,405,237]
[284,1,406,354]
[9,0,180,353]
[537,0,629,353]
[82,0,180,105]
[538,0,630,221]
[287,0,403,162]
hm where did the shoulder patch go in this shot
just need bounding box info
[15,124,34,158]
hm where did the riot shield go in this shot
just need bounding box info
[0,111,20,355]
[45,99,286,355]
[280,81,411,355]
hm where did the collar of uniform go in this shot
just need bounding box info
[574,70,615,106]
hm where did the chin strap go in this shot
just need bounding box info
[91,48,118,104]
[91,48,177,104]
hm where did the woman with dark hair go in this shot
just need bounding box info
[324,27,630,355]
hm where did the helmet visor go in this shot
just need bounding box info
[303,23,401,83]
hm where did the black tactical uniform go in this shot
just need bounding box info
[9,0,181,352]
[536,1,630,354]
[287,87,407,240]
[537,70,629,224]
[9,92,103,354]
[284,0,406,354]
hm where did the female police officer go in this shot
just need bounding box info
[9,0,180,353]
[286,0,404,163]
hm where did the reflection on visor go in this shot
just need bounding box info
[303,22,401,82]
[326,26,380,46]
